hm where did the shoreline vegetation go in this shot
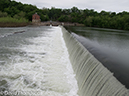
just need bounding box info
[0,0,129,30]
[0,17,30,27]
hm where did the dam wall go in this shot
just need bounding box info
[61,26,129,96]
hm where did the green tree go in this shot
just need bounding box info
[0,11,8,17]
[42,8,49,15]
[62,9,71,15]
[58,15,68,22]
[84,16,93,27]
[48,7,62,20]
[71,7,80,13]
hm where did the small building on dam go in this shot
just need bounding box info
[32,13,41,23]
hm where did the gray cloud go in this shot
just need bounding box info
[15,0,129,12]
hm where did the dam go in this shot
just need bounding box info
[0,26,129,96]
[61,26,129,96]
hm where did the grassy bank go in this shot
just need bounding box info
[0,17,30,27]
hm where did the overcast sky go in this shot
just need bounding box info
[15,0,129,13]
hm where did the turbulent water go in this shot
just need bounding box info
[0,26,78,96]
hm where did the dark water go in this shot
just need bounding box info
[65,26,129,89]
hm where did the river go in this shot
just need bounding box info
[65,26,129,89]
[0,26,78,96]
[0,26,129,96]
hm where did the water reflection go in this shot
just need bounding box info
[66,27,129,47]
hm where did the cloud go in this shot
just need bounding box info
[15,0,129,12]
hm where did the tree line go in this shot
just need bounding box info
[0,0,129,30]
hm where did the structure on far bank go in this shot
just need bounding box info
[32,13,40,23]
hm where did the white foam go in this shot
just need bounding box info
[0,27,78,96]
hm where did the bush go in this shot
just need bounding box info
[0,17,29,23]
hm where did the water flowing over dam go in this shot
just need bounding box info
[0,27,78,96]
[61,26,129,96]
[0,26,129,96]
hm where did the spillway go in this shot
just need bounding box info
[0,26,129,96]
[61,26,129,96]
[0,26,78,96]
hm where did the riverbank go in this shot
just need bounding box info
[0,22,30,27]
[0,17,30,27]
[32,21,85,26]
[0,22,84,27]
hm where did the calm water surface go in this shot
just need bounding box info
[65,26,129,89]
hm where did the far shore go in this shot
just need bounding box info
[0,22,30,27]
[32,21,85,26]
[0,21,84,27]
